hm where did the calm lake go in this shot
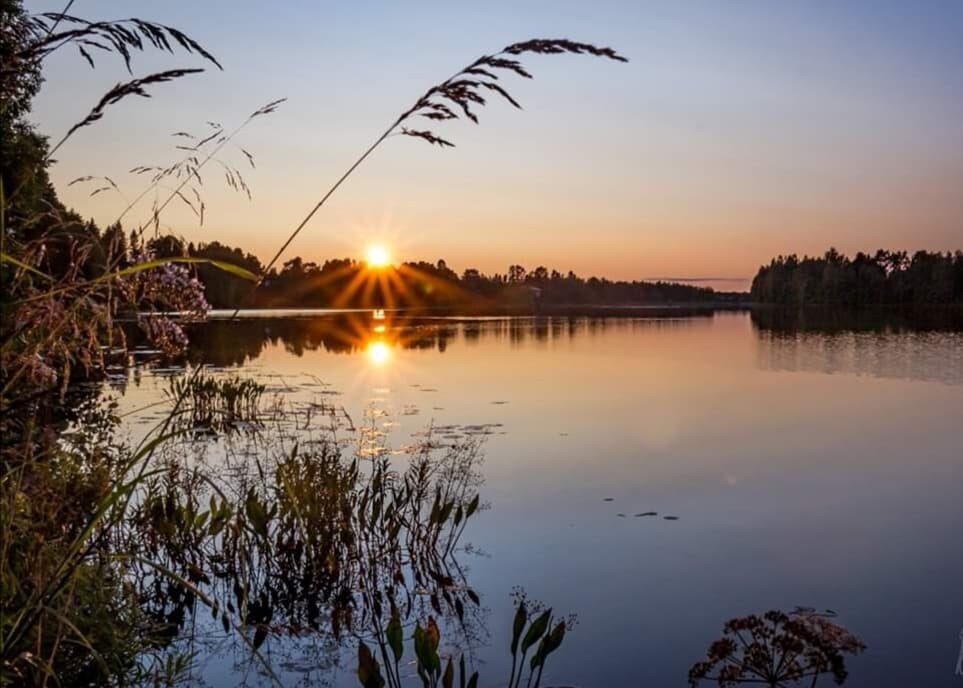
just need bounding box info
[114,309,963,687]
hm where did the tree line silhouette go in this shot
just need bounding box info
[751,248,963,306]
[136,234,743,309]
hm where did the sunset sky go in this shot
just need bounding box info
[30,0,963,285]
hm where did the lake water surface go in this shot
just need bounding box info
[116,310,963,687]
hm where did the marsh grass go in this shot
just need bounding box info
[124,392,490,683]
[165,374,267,432]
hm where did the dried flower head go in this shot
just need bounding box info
[394,38,628,147]
[688,609,865,687]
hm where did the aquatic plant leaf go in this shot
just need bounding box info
[544,621,566,655]
[521,609,551,654]
[414,624,430,673]
[427,617,441,654]
[510,601,527,654]
[244,490,270,539]
[442,657,454,688]
[466,494,480,518]
[530,640,545,669]
[531,620,566,670]
[357,641,386,688]
[386,610,403,663]
[252,624,268,650]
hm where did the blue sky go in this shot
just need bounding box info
[29,0,963,279]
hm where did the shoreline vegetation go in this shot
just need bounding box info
[751,248,963,307]
[118,234,751,310]
[64,233,963,314]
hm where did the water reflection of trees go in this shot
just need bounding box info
[169,310,721,368]
[752,308,963,385]
[751,306,963,334]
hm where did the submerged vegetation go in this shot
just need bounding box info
[166,374,266,431]
[129,396,490,683]
[0,1,869,686]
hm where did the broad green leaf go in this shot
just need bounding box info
[386,609,403,663]
[414,624,430,673]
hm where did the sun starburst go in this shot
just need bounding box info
[365,244,391,269]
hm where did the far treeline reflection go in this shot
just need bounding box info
[144,308,963,369]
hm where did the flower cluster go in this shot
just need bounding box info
[118,247,210,354]
[138,315,189,354]
[4,292,111,391]
[120,247,210,318]
[688,609,865,687]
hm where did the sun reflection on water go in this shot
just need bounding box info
[366,339,392,366]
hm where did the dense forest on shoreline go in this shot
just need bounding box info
[132,233,746,309]
[23,218,963,312]
[751,248,963,306]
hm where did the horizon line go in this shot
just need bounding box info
[643,277,750,282]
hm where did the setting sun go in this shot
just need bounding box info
[365,244,391,268]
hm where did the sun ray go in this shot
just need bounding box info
[331,268,370,308]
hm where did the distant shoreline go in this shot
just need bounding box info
[142,301,963,323]
[201,302,754,319]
